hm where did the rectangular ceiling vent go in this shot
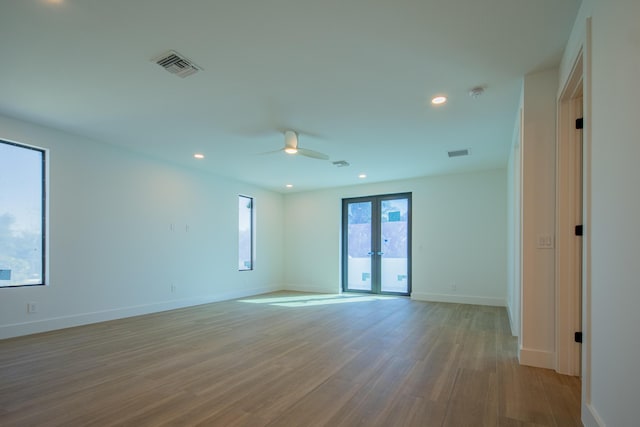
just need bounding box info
[153,50,202,78]
[332,160,350,167]
[448,149,470,158]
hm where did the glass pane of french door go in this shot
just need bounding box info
[345,201,372,291]
[380,198,409,293]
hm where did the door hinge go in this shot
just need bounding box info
[575,225,583,236]
[576,118,584,130]
[575,332,583,343]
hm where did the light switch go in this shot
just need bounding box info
[537,235,554,249]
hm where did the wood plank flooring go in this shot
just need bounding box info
[0,292,582,426]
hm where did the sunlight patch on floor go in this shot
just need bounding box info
[237,293,398,307]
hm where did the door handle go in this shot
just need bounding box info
[377,252,384,256]
[367,251,374,256]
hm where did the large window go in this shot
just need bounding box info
[238,195,253,271]
[0,140,46,287]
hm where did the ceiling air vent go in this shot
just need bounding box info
[448,149,470,158]
[153,50,202,78]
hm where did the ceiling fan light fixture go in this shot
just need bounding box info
[260,129,328,160]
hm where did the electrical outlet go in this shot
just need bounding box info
[27,302,38,313]
[171,284,176,293]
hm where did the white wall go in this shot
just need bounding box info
[561,1,640,426]
[284,169,507,306]
[0,115,284,339]
[519,68,559,369]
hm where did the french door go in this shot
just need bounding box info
[342,193,411,295]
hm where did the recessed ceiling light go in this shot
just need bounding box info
[285,184,293,188]
[358,174,367,179]
[193,153,205,159]
[431,96,447,105]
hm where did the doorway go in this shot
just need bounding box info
[556,51,584,376]
[342,193,411,295]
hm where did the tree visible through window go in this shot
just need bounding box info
[0,140,46,287]
[238,195,253,271]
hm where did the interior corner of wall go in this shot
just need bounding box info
[582,402,605,427]
[506,304,519,337]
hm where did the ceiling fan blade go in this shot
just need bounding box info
[258,148,284,155]
[297,147,329,160]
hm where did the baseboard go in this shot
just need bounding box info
[284,284,341,294]
[0,285,280,340]
[411,292,506,307]
[519,347,555,369]
[582,403,605,427]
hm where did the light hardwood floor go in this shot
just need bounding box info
[0,292,581,426]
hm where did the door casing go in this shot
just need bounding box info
[556,49,584,376]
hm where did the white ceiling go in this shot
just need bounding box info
[0,0,580,192]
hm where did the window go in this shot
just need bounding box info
[0,140,46,287]
[238,195,253,271]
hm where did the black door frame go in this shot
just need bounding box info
[341,192,412,296]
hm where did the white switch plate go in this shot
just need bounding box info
[537,234,554,249]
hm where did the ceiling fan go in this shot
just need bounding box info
[264,130,329,160]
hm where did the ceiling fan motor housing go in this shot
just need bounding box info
[284,130,298,150]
